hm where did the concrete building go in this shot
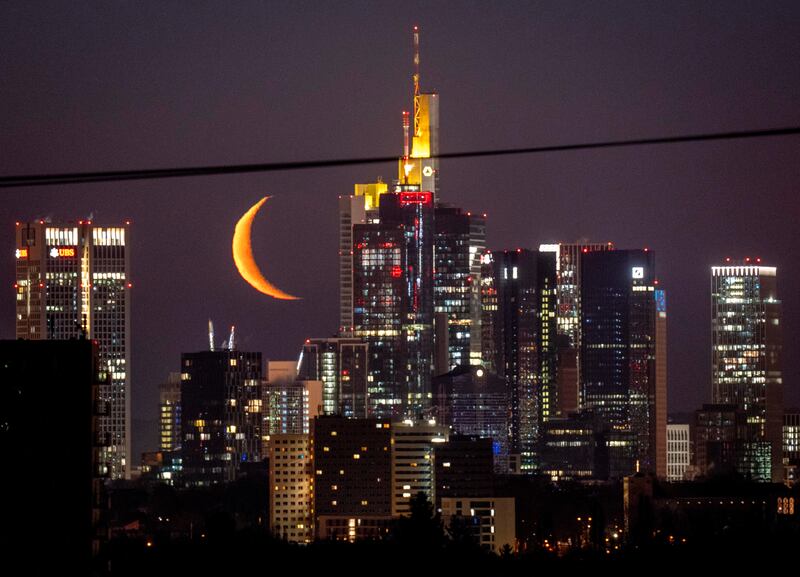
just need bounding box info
[440,497,516,553]
[667,424,691,481]
[391,420,448,516]
[269,434,313,543]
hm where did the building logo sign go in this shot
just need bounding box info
[15,248,28,259]
[49,247,76,258]
[631,267,644,279]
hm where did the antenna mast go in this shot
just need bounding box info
[413,25,421,138]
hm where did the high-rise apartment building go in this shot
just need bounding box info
[269,434,313,543]
[14,220,131,479]
[711,261,782,481]
[180,350,262,487]
[298,337,369,417]
[580,249,667,477]
[313,416,393,539]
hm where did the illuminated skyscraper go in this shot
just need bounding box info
[353,190,435,418]
[14,220,131,479]
[486,249,557,472]
[580,249,667,477]
[539,242,614,347]
[434,205,486,371]
[298,337,369,417]
[711,261,782,481]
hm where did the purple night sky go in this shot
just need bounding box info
[2,1,799,456]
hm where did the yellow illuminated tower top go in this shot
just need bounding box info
[398,25,439,194]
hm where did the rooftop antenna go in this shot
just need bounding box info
[228,325,235,351]
[208,319,215,352]
[413,25,421,139]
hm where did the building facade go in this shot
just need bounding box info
[711,262,782,481]
[269,434,313,543]
[15,220,131,478]
[580,249,667,477]
[298,337,369,418]
[434,205,486,371]
[667,424,691,481]
[313,416,393,537]
[180,350,262,487]
[391,421,448,516]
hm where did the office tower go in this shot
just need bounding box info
[15,220,131,478]
[313,416,393,539]
[298,337,369,417]
[0,339,108,571]
[487,249,557,472]
[540,242,614,427]
[539,412,602,481]
[711,261,783,481]
[353,191,435,419]
[159,372,181,453]
[398,26,439,197]
[580,249,667,477]
[434,436,495,506]
[431,365,509,472]
[180,349,262,487]
[262,378,323,436]
[439,498,516,553]
[269,434,313,543]
[391,421,448,516]
[539,242,614,347]
[666,424,691,481]
[339,182,387,336]
[434,205,487,372]
[157,372,182,484]
[479,250,498,372]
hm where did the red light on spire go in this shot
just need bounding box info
[126,283,132,288]
[725,257,731,263]
[756,257,762,263]
[654,279,659,285]
[745,257,751,263]
[643,247,649,252]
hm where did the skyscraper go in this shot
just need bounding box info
[434,205,486,371]
[353,191,435,419]
[298,337,369,417]
[180,349,262,487]
[487,249,557,472]
[580,249,667,477]
[14,220,131,479]
[711,260,782,481]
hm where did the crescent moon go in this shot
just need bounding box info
[232,196,301,300]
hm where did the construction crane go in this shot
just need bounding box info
[228,325,236,351]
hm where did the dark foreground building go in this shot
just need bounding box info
[0,339,108,573]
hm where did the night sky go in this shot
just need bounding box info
[2,1,799,458]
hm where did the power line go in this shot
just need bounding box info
[1,126,799,188]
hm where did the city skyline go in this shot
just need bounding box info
[2,2,799,458]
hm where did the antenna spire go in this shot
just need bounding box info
[413,25,421,138]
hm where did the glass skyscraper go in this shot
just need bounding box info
[711,261,782,481]
[15,220,131,479]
